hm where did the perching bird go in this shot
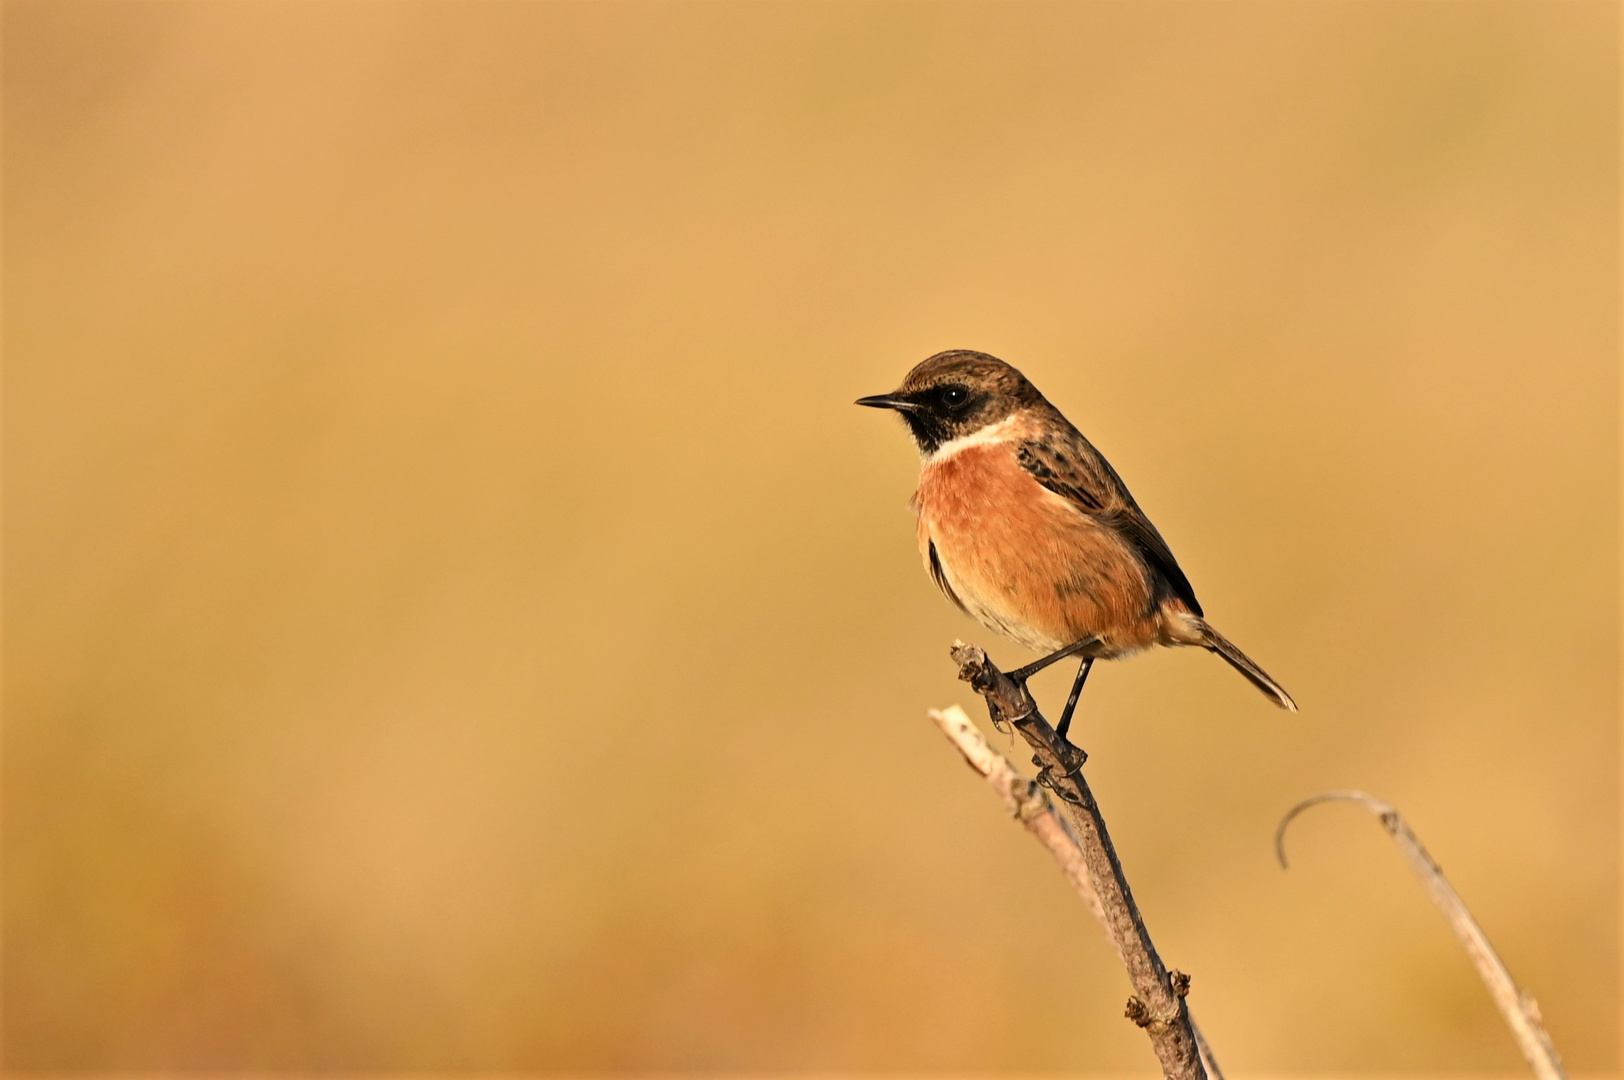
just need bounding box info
[858,349,1295,738]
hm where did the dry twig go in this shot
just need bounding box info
[1275,790,1566,1080]
[947,641,1206,1080]
[930,703,1225,1079]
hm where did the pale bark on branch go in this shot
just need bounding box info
[946,641,1206,1080]
[1276,790,1566,1080]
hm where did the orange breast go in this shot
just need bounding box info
[914,442,1158,655]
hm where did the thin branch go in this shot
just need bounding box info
[928,704,1105,925]
[1275,790,1566,1080]
[947,641,1206,1080]
[1191,1022,1224,1080]
[929,704,1226,1080]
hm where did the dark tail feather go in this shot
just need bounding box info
[1197,621,1298,711]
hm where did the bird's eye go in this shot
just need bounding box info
[941,385,970,409]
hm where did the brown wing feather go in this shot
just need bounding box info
[1016,418,1204,618]
[926,539,969,614]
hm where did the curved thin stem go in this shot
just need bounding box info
[1276,790,1565,1080]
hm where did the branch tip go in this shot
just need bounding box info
[1273,789,1387,869]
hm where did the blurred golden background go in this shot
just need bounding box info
[4,0,1617,1072]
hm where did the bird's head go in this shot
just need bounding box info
[857,349,1045,457]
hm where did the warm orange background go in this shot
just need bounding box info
[4,0,1618,1072]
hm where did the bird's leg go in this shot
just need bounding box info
[1006,637,1100,744]
[1008,636,1098,683]
[1054,657,1094,743]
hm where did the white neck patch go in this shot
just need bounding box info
[922,415,1021,465]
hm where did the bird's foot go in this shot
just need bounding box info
[1033,745,1089,803]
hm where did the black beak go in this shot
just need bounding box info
[855,393,920,412]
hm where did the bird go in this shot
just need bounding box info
[858,349,1296,739]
